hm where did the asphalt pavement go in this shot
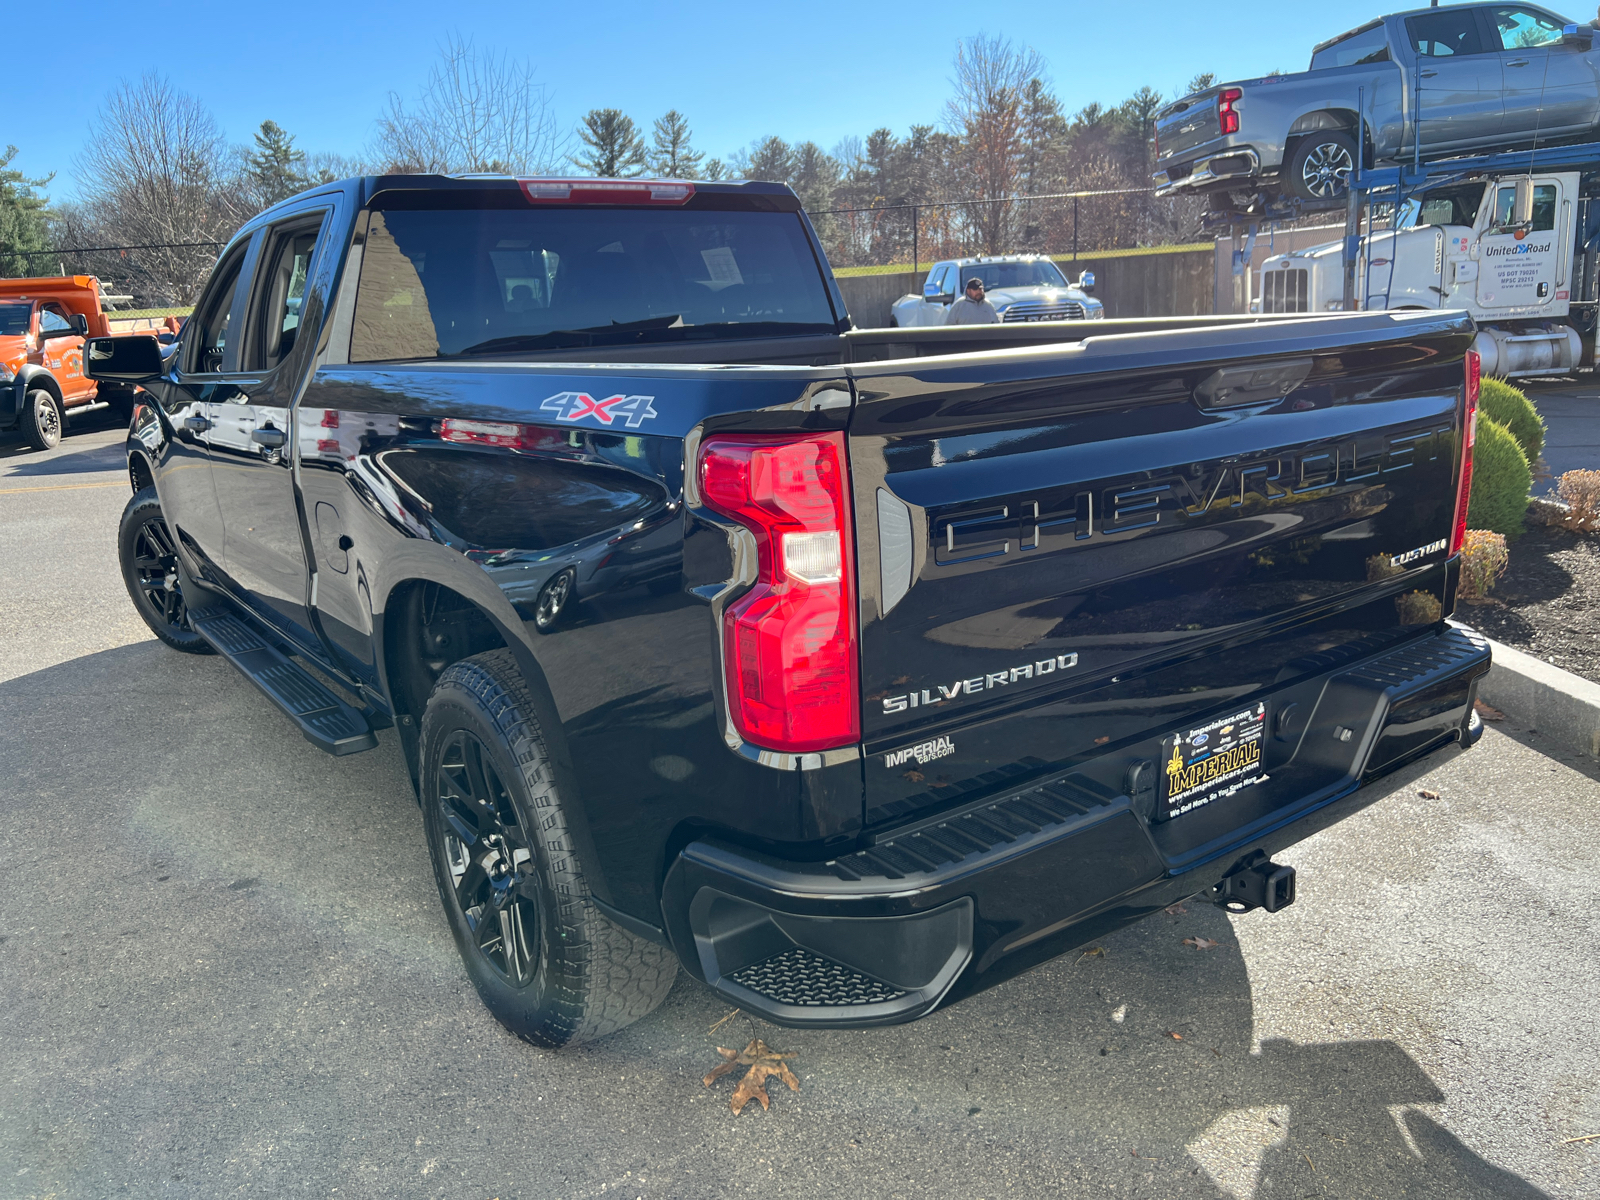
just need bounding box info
[2,415,1598,1199]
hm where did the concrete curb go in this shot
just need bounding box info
[1462,625,1600,760]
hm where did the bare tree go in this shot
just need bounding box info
[374,35,565,174]
[74,74,242,303]
[944,35,1045,253]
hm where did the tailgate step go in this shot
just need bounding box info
[188,606,378,756]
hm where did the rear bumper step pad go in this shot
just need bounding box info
[188,606,378,756]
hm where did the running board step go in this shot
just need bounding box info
[188,606,378,756]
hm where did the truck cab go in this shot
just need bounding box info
[1260,170,1586,375]
[0,275,144,450]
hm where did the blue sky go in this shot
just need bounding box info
[6,0,1473,197]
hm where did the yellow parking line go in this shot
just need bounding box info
[0,480,127,494]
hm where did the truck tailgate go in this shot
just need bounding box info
[848,312,1473,828]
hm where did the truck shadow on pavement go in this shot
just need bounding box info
[0,640,1554,1199]
[0,436,128,476]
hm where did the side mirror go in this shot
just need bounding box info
[1562,22,1595,46]
[1514,176,1535,225]
[1076,270,1096,293]
[71,313,89,336]
[923,283,943,300]
[85,335,164,383]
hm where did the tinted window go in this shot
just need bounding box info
[39,308,71,334]
[1312,23,1392,69]
[960,260,1069,290]
[0,304,28,336]
[188,246,248,374]
[349,204,837,361]
[1407,10,1488,56]
[1490,6,1565,48]
[1491,183,1558,230]
[248,217,325,371]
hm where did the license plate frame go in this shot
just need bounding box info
[1157,701,1270,822]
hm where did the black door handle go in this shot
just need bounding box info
[183,415,211,433]
[252,427,286,449]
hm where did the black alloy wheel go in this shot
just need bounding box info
[22,389,62,451]
[117,486,214,654]
[434,728,543,987]
[419,650,677,1047]
[1287,131,1356,201]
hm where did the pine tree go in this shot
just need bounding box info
[571,110,646,177]
[649,110,703,179]
[0,145,52,276]
[246,120,308,208]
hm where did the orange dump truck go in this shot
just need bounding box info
[0,276,178,451]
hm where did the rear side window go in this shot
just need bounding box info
[1407,10,1487,56]
[1311,23,1391,69]
[348,203,838,362]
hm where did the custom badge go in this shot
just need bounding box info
[540,391,657,428]
[1159,702,1268,821]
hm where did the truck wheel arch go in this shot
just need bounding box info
[1283,110,1367,166]
[14,364,61,405]
[127,449,155,494]
[377,574,612,904]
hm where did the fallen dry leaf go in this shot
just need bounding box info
[1182,936,1222,950]
[1475,699,1506,721]
[1164,903,1189,916]
[1418,789,1441,800]
[702,1039,800,1114]
[1075,946,1105,966]
[707,1008,740,1035]
[1166,1031,1183,1040]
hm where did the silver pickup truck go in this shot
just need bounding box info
[1154,3,1600,205]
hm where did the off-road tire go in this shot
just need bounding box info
[420,649,677,1047]
[21,389,62,451]
[1285,131,1357,202]
[118,487,214,654]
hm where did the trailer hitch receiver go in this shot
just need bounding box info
[1211,856,1297,914]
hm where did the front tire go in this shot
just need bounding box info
[118,487,214,654]
[21,389,62,451]
[1285,131,1356,201]
[420,650,677,1047]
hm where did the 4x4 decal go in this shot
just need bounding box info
[540,391,658,428]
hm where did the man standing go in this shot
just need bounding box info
[946,277,1000,325]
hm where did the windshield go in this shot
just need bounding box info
[349,204,838,361]
[960,260,1069,291]
[0,303,31,337]
[1397,183,1486,229]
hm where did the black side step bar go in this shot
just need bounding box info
[188,606,378,756]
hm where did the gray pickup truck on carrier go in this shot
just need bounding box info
[92,174,1491,1047]
[1155,3,1600,206]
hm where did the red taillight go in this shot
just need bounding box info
[518,179,695,205]
[699,432,859,753]
[1218,88,1242,136]
[1450,350,1480,556]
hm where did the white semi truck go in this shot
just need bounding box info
[1259,169,1597,377]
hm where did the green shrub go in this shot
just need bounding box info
[1478,377,1545,466]
[1466,415,1532,538]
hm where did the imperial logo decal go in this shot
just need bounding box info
[540,391,658,427]
[884,735,955,769]
[881,652,1078,714]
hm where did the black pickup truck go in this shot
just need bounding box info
[90,175,1491,1047]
